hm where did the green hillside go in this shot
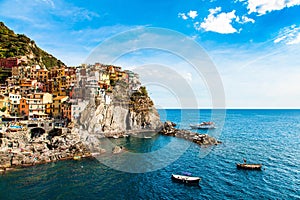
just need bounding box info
[0,22,64,69]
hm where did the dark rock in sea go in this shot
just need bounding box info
[159,121,221,146]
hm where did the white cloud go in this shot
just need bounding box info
[209,7,222,14]
[210,44,300,108]
[286,33,300,45]
[236,15,255,24]
[182,72,193,82]
[187,10,198,19]
[178,13,188,20]
[198,7,238,34]
[274,25,300,45]
[274,35,287,43]
[0,0,99,26]
[178,10,198,20]
[41,0,55,8]
[245,0,300,15]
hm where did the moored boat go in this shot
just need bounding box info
[190,122,216,129]
[73,156,81,160]
[7,125,23,132]
[171,174,201,184]
[236,163,262,170]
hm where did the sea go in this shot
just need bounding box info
[0,109,300,200]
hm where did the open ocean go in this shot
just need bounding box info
[1,109,300,199]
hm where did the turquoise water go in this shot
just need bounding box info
[1,109,300,199]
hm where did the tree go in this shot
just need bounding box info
[0,107,6,112]
[140,86,148,96]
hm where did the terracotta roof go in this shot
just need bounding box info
[20,83,32,87]
[53,96,68,100]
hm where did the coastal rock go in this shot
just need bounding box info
[112,146,123,154]
[0,128,90,170]
[74,82,163,154]
[159,121,221,146]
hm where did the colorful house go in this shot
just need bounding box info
[99,70,110,89]
[61,100,72,122]
[27,93,52,119]
[19,97,29,117]
[37,69,48,83]
[0,94,10,114]
[52,96,69,118]
[9,93,21,116]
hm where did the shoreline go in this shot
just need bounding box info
[0,153,94,175]
[0,121,221,174]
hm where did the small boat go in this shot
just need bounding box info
[190,122,216,129]
[236,163,262,170]
[7,125,23,132]
[73,156,81,160]
[144,136,152,139]
[112,135,119,139]
[171,174,201,184]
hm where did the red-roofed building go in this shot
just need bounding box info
[0,58,20,69]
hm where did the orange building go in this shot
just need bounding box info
[37,69,48,83]
[61,101,72,122]
[19,97,29,117]
[19,82,34,96]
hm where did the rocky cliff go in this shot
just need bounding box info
[75,81,163,152]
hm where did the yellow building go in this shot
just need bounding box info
[0,94,10,114]
[99,70,110,89]
[52,96,69,118]
[30,65,41,80]
[37,69,48,83]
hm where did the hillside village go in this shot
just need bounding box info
[0,57,141,131]
[0,54,165,170]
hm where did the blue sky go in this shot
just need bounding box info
[1,0,300,108]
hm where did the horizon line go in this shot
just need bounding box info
[155,107,300,110]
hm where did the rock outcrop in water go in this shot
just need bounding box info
[159,121,222,146]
